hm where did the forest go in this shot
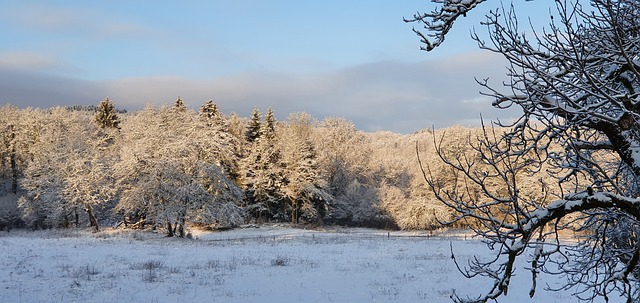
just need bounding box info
[0,98,557,236]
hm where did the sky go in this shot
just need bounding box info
[0,1,550,133]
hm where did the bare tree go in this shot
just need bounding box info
[419,0,640,302]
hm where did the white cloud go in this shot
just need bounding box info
[102,51,516,133]
[0,68,106,108]
[4,4,154,39]
[0,53,64,71]
[0,51,520,133]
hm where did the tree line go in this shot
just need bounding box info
[0,97,557,236]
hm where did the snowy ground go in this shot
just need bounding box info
[0,226,620,303]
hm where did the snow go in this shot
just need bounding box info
[546,199,566,210]
[563,199,585,210]
[630,145,640,170]
[0,227,620,303]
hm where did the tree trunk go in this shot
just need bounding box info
[85,203,99,232]
[10,152,17,194]
[291,200,299,225]
[176,210,185,238]
[166,221,174,237]
[177,221,185,238]
[62,212,69,228]
[9,125,17,194]
[74,208,79,227]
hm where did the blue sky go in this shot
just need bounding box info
[0,1,548,133]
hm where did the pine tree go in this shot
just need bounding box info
[94,97,120,129]
[174,97,186,112]
[261,107,276,139]
[278,113,331,224]
[241,137,285,222]
[200,99,224,127]
[245,108,262,143]
[238,108,286,222]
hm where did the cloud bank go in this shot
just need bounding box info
[0,51,518,133]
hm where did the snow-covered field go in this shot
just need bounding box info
[0,226,617,303]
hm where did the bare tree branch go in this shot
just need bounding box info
[404,0,487,51]
[417,0,640,301]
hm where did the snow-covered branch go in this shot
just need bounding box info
[421,1,640,301]
[404,0,487,51]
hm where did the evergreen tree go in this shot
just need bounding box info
[174,97,186,112]
[278,113,331,224]
[261,107,276,139]
[199,101,240,183]
[245,108,262,142]
[94,97,120,129]
[241,137,285,222]
[240,108,284,222]
[200,99,224,127]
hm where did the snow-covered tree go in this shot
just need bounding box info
[238,107,283,221]
[0,106,44,197]
[420,1,640,302]
[198,100,240,180]
[278,113,331,224]
[94,97,120,129]
[0,105,37,229]
[200,99,224,128]
[0,106,21,195]
[173,96,186,112]
[115,105,243,236]
[19,108,117,231]
[246,108,262,143]
[239,108,284,222]
[262,107,276,137]
[314,117,389,227]
[227,112,245,141]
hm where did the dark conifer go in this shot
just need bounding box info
[174,97,186,111]
[94,97,120,129]
[246,108,262,142]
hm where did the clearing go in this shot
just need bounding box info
[0,226,616,302]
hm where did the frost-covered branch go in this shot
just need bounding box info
[404,0,487,51]
[421,1,640,301]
